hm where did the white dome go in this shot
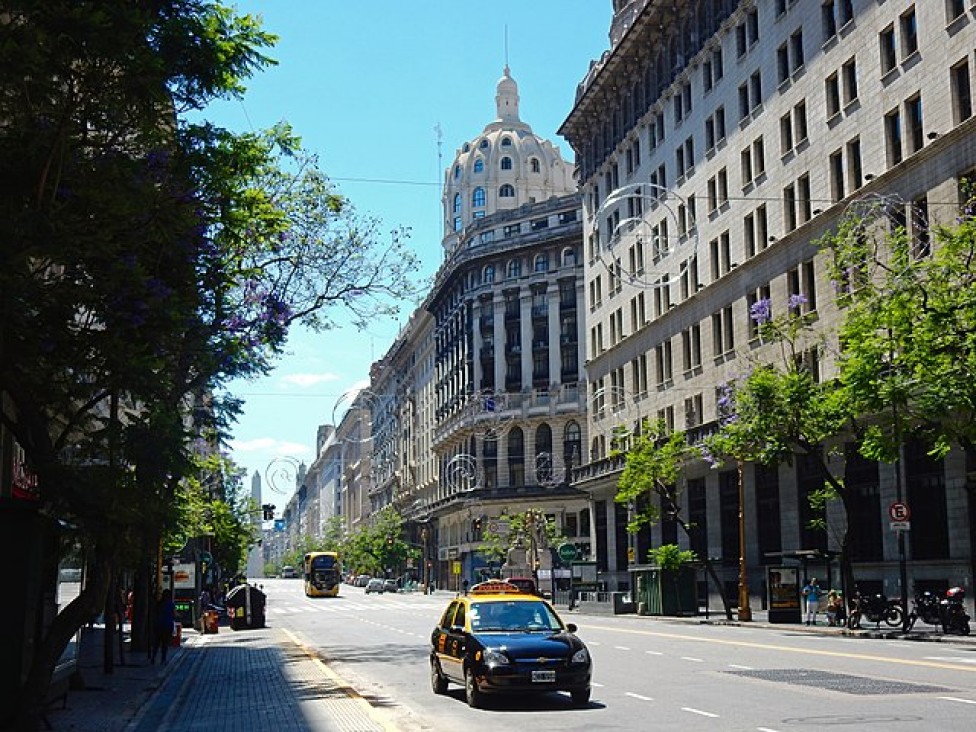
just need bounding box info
[441,66,576,254]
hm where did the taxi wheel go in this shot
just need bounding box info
[430,658,448,695]
[571,688,591,707]
[464,667,485,708]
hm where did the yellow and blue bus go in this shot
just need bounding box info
[303,551,341,597]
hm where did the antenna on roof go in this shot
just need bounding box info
[504,24,509,68]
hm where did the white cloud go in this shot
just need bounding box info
[231,437,277,452]
[279,372,340,388]
[230,437,313,458]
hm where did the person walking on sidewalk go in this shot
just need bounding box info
[150,589,176,664]
[802,578,823,626]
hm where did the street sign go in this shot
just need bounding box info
[890,521,911,532]
[888,502,911,522]
[557,542,578,562]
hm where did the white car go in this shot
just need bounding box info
[365,578,385,594]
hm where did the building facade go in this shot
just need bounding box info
[559,0,976,608]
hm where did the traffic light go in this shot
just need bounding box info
[386,535,393,547]
[262,504,275,520]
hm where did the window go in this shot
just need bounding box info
[712,305,734,358]
[906,95,924,154]
[484,265,495,283]
[777,43,790,85]
[453,193,462,214]
[709,230,732,280]
[822,1,838,41]
[885,108,903,166]
[507,259,521,278]
[794,100,808,143]
[501,136,512,147]
[655,340,673,387]
[842,57,858,106]
[747,284,771,340]
[479,139,489,149]
[900,7,918,58]
[880,26,897,76]
[472,187,486,207]
[952,59,973,124]
[790,30,804,74]
[530,157,541,173]
[830,149,845,202]
[780,113,793,155]
[681,324,702,373]
[499,184,515,198]
[784,182,798,231]
[454,216,462,232]
[501,156,513,170]
[948,0,966,23]
[534,254,548,273]
[797,173,812,224]
[474,158,485,173]
[825,73,841,118]
[847,138,863,192]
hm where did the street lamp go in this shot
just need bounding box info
[737,459,753,621]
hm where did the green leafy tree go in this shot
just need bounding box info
[617,419,733,619]
[703,288,855,600]
[0,3,419,727]
[480,509,566,582]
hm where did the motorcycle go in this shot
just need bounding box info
[907,590,943,631]
[939,586,971,635]
[846,590,904,629]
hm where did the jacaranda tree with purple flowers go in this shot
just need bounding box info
[0,3,418,728]
[703,290,856,601]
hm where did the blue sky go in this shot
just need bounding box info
[207,1,612,503]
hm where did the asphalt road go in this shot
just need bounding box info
[260,578,976,732]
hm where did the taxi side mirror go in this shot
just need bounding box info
[566,623,578,633]
[451,624,465,634]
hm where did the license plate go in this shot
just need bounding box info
[532,670,556,683]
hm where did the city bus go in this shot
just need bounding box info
[303,551,341,597]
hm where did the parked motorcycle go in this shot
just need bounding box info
[907,590,943,631]
[940,586,971,635]
[846,590,904,629]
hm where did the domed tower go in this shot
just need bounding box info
[441,66,575,255]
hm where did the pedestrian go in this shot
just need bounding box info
[802,577,823,626]
[462,578,469,595]
[150,589,176,664]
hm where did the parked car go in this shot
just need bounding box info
[429,579,591,708]
[365,578,385,594]
[354,574,371,587]
[383,578,399,593]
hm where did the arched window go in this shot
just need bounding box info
[501,157,513,170]
[484,264,495,283]
[530,157,541,173]
[479,139,490,149]
[501,136,512,147]
[472,187,486,207]
[535,423,553,484]
[454,216,462,232]
[474,159,485,173]
[499,183,515,198]
[454,164,461,179]
[561,247,576,267]
[534,254,548,272]
[453,193,462,214]
[463,143,471,153]
[507,259,521,278]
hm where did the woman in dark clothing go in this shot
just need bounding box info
[150,589,176,664]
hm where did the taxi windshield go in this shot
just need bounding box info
[469,600,562,632]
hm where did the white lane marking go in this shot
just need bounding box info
[625,692,653,701]
[728,664,753,670]
[645,650,663,656]
[682,707,719,718]
[757,727,783,732]
[614,646,631,651]
[926,656,976,665]
[591,682,604,688]
[681,656,704,662]
[938,696,976,705]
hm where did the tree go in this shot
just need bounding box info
[703,295,855,604]
[0,3,419,727]
[617,419,733,619]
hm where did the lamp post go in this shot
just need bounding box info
[737,459,753,621]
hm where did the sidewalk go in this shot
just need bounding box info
[43,625,392,732]
[42,607,974,732]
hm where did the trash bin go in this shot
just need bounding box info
[203,610,219,634]
[224,584,267,630]
[171,622,182,647]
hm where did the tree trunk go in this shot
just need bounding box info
[12,547,113,732]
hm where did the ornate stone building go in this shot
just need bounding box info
[560,0,976,609]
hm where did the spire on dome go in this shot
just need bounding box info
[495,65,520,123]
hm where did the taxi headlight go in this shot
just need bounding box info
[482,649,510,666]
[571,647,590,664]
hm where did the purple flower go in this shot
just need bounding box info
[787,293,808,311]
[749,298,772,324]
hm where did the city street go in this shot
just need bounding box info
[261,579,976,732]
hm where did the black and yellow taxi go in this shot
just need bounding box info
[429,580,592,708]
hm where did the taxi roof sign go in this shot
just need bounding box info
[469,580,523,595]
